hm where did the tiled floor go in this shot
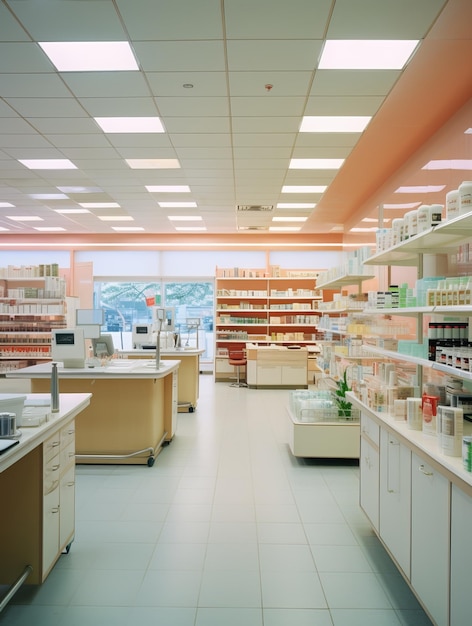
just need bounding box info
[0,375,433,625]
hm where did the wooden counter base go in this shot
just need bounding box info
[30,375,175,466]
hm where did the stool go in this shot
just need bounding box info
[228,348,248,387]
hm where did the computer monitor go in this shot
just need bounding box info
[132,323,153,347]
[75,308,104,339]
[92,334,115,358]
[51,328,86,368]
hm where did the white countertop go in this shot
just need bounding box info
[6,359,180,379]
[0,393,91,473]
[121,348,204,356]
[348,392,472,490]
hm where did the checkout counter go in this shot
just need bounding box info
[121,347,203,412]
[7,359,179,467]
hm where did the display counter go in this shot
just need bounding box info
[349,392,472,626]
[0,393,91,595]
[121,348,203,412]
[7,360,179,466]
[246,344,308,389]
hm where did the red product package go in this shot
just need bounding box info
[422,394,440,434]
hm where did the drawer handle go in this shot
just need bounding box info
[389,440,399,446]
[51,464,60,471]
[66,481,75,487]
[51,507,60,514]
[419,464,433,476]
[51,441,60,448]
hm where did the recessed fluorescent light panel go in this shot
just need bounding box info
[126,159,180,169]
[0,202,15,208]
[395,185,446,193]
[272,217,307,222]
[422,160,472,171]
[300,116,371,133]
[350,227,379,232]
[282,186,327,193]
[277,203,316,209]
[319,40,419,69]
[95,117,165,133]
[97,216,134,222]
[383,203,421,209]
[79,203,120,209]
[0,227,10,231]
[289,158,344,169]
[55,209,91,214]
[174,227,207,232]
[168,216,203,221]
[34,227,66,232]
[7,215,43,221]
[38,41,139,71]
[111,227,144,232]
[269,226,302,232]
[29,194,69,200]
[57,186,102,193]
[159,202,197,208]
[19,160,76,170]
[146,186,191,193]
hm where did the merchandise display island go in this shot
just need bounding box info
[246,344,308,389]
[7,360,179,467]
[0,393,91,592]
[121,348,203,412]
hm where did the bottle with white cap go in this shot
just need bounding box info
[459,181,472,215]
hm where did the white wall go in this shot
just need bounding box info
[75,249,342,278]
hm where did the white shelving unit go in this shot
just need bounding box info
[214,268,321,382]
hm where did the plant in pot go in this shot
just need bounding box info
[334,368,353,418]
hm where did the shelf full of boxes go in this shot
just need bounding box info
[0,264,71,372]
[214,266,323,382]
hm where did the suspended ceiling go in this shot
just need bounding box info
[0,0,471,247]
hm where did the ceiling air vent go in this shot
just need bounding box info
[237,205,274,212]
[237,225,269,231]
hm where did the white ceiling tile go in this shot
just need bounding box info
[232,117,300,133]
[227,40,323,71]
[0,43,53,72]
[47,135,114,149]
[233,147,292,159]
[10,0,128,39]
[5,98,88,118]
[164,117,231,133]
[232,133,296,147]
[104,135,173,149]
[170,134,232,148]
[0,118,41,134]
[147,72,228,98]
[311,69,401,96]
[0,134,52,148]
[228,71,313,97]
[304,96,385,116]
[155,97,230,117]
[62,73,151,98]
[117,0,223,39]
[0,4,30,40]
[230,96,306,117]
[0,74,74,97]
[78,97,159,117]
[224,0,332,39]
[134,41,226,72]
[326,0,447,38]
[175,147,233,159]
[26,118,101,134]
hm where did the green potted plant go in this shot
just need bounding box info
[334,368,353,418]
